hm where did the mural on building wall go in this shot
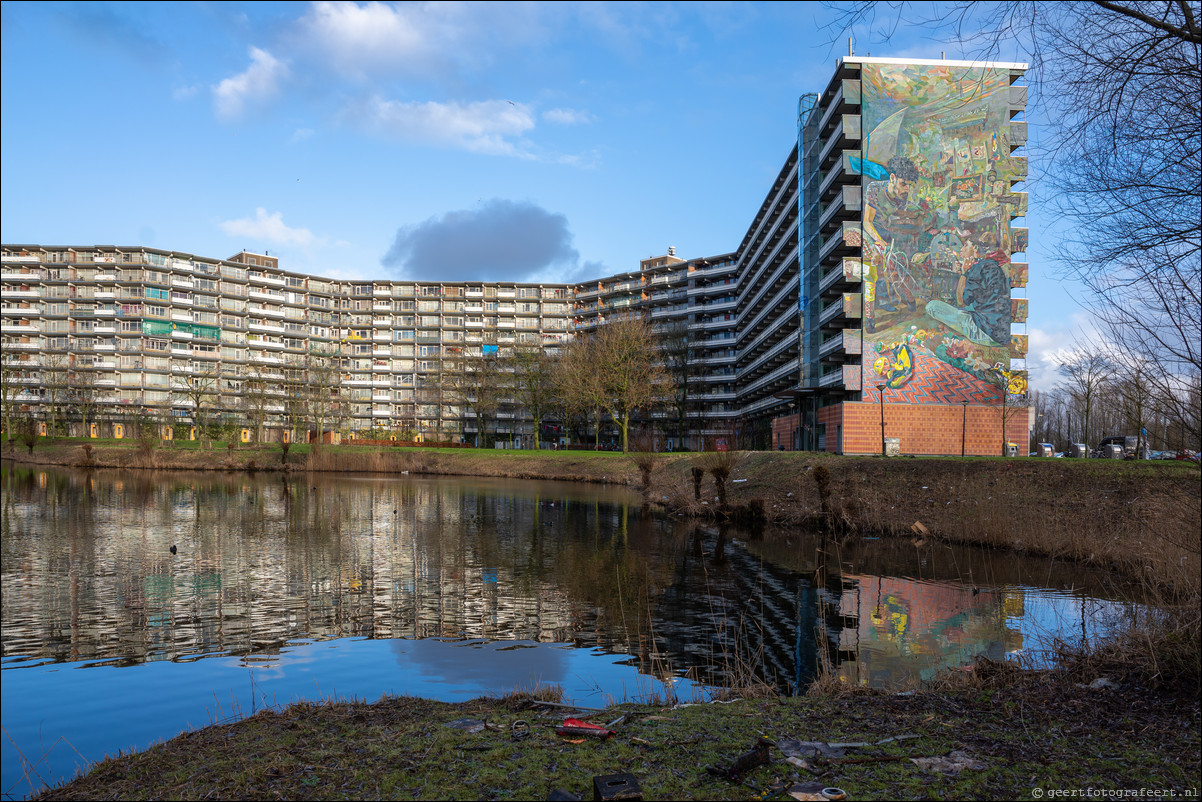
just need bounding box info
[854,63,1026,403]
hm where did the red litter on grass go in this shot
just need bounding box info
[556,718,615,740]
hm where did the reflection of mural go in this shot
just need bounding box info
[834,576,1021,687]
[857,64,1025,404]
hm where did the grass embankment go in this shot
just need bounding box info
[0,438,644,484]
[31,673,1200,802]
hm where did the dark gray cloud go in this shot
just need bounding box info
[381,199,591,283]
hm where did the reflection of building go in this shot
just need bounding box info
[824,574,1023,687]
[0,470,607,667]
[2,58,1030,453]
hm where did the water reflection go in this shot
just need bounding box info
[2,465,1129,685]
[2,464,1135,797]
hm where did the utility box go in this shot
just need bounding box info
[1103,443,1124,459]
[1067,443,1088,458]
[1005,443,1019,457]
[884,437,901,457]
[1037,443,1054,458]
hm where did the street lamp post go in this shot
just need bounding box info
[877,383,887,457]
[961,399,969,457]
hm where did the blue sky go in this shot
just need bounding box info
[0,1,1091,387]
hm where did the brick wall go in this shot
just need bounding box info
[837,401,1029,456]
[770,414,801,451]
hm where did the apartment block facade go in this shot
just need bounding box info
[784,55,1031,454]
[1,56,1029,454]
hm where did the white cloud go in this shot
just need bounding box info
[172,83,202,101]
[346,97,536,156]
[219,208,321,247]
[298,1,430,76]
[290,127,315,143]
[294,1,545,80]
[542,107,595,125]
[212,47,288,121]
[1026,315,1106,390]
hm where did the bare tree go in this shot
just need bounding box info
[510,344,561,450]
[0,354,23,441]
[658,321,694,450]
[1055,345,1117,447]
[40,351,71,437]
[242,362,273,443]
[559,335,609,449]
[68,365,104,438]
[283,367,308,447]
[171,363,221,448]
[593,318,673,453]
[303,344,343,451]
[442,348,505,447]
[986,365,1031,456]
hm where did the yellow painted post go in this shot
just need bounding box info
[89,423,98,438]
[114,423,125,439]
[241,428,251,443]
[189,426,197,441]
[38,422,47,436]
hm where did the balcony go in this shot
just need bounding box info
[249,273,286,288]
[818,293,861,329]
[818,258,863,296]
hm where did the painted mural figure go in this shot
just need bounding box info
[856,62,1025,400]
[924,240,1009,347]
[862,157,931,323]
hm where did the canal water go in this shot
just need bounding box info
[1,464,1132,799]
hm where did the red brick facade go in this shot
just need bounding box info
[793,401,1030,456]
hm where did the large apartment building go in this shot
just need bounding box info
[1,56,1030,454]
[782,55,1032,455]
